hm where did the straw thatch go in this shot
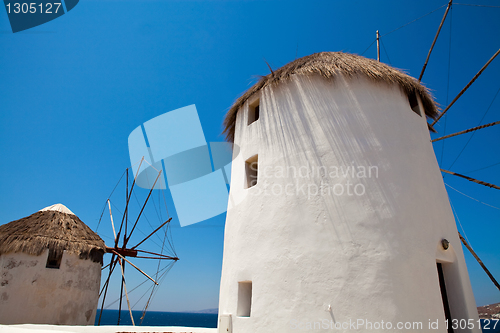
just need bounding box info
[223,52,439,142]
[0,209,106,264]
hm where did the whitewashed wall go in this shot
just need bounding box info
[0,250,101,325]
[218,74,479,333]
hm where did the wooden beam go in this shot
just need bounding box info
[431,120,500,142]
[432,48,500,126]
[132,218,172,250]
[419,0,453,81]
[111,250,159,285]
[117,258,135,326]
[106,247,138,257]
[441,169,500,190]
[458,232,500,291]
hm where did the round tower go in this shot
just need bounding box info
[0,204,105,325]
[218,52,480,332]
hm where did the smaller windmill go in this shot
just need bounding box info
[0,203,106,326]
[97,158,179,326]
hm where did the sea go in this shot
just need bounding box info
[95,309,218,328]
[95,311,499,332]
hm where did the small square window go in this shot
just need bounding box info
[248,99,260,125]
[237,281,252,317]
[245,155,258,189]
[46,248,62,269]
[408,93,422,117]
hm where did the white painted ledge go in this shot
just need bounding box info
[0,324,217,333]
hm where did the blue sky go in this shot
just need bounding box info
[1,0,499,314]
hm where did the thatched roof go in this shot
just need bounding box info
[0,204,105,264]
[223,52,439,142]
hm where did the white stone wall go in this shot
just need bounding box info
[218,75,479,332]
[0,250,101,325]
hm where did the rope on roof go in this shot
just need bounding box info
[381,4,447,37]
[431,48,500,126]
[431,120,500,142]
[361,39,376,56]
[380,38,392,65]
[361,4,447,57]
[419,0,453,81]
[458,232,500,291]
[440,168,500,190]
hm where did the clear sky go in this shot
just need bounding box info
[1,0,499,314]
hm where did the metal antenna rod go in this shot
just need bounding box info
[376,30,380,62]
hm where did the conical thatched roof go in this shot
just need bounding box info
[223,52,439,142]
[0,204,105,264]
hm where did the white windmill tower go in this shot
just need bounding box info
[217,52,480,333]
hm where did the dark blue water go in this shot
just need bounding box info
[95,311,497,332]
[95,309,218,328]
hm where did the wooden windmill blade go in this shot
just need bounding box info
[419,5,500,295]
[99,162,141,325]
[117,257,134,326]
[96,161,179,326]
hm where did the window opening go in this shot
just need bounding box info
[248,99,260,125]
[46,248,62,269]
[245,155,258,188]
[237,281,252,317]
